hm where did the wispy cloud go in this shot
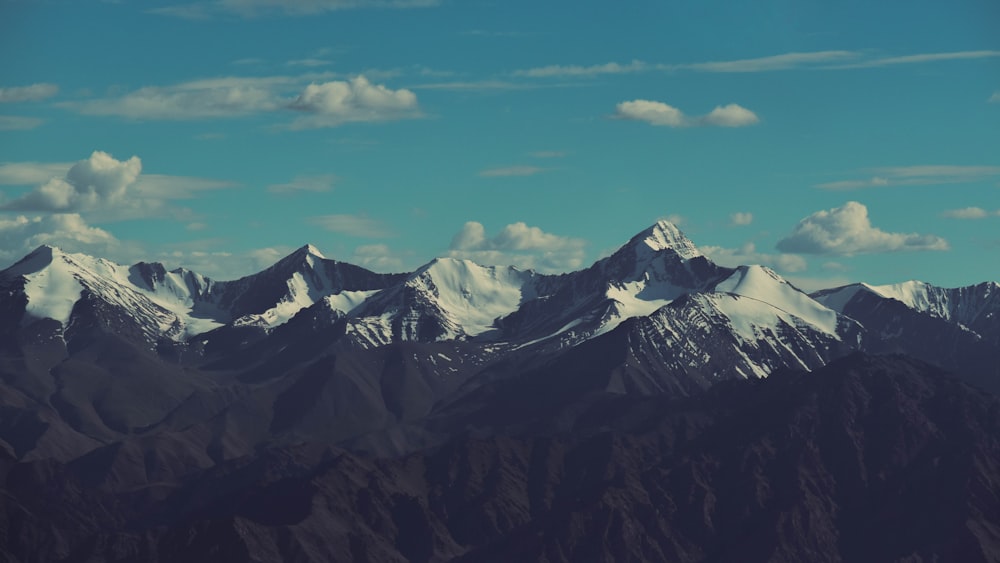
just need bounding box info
[512,49,1000,79]
[835,50,1000,69]
[615,100,760,128]
[816,165,1000,190]
[513,60,649,78]
[942,207,1000,219]
[776,201,948,255]
[0,83,59,103]
[152,0,439,19]
[991,91,1000,103]
[409,80,552,91]
[310,213,392,238]
[685,51,858,72]
[479,166,546,177]
[268,174,336,194]
[0,116,44,130]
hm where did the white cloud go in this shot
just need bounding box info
[942,207,1000,219]
[702,242,807,273]
[310,214,392,238]
[729,212,753,226]
[685,51,858,72]
[0,214,119,267]
[287,58,333,68]
[0,116,44,130]
[447,221,586,272]
[479,166,545,177]
[816,166,1000,190]
[2,151,141,212]
[836,50,1000,69]
[513,60,648,78]
[991,91,1000,103]
[69,80,281,120]
[615,100,759,128]
[702,104,760,127]
[0,152,234,220]
[268,174,335,194]
[351,243,406,271]
[776,201,949,255]
[152,0,439,19]
[287,76,421,129]
[0,83,59,103]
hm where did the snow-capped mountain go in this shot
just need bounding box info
[0,219,995,396]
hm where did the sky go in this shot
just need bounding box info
[0,0,998,291]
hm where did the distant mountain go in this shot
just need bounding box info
[0,219,996,464]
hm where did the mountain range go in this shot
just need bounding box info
[0,220,998,561]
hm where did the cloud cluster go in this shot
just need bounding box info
[2,151,141,212]
[68,75,421,128]
[702,242,807,273]
[448,221,586,272]
[615,100,759,128]
[776,201,948,255]
[0,83,59,103]
[0,151,232,221]
[288,76,420,129]
[0,214,119,265]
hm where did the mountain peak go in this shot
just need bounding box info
[636,219,702,259]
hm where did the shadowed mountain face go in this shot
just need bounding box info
[0,222,998,561]
[1,354,998,562]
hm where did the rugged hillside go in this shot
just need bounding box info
[1,354,998,562]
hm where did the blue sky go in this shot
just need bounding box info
[1,0,998,289]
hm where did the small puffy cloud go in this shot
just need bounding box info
[943,207,999,219]
[701,104,760,127]
[730,212,753,226]
[615,99,759,128]
[776,201,949,255]
[310,213,392,238]
[2,151,141,212]
[0,116,44,130]
[0,83,59,103]
[702,242,807,273]
[0,214,119,266]
[268,174,335,194]
[479,166,545,177]
[447,221,586,272]
[287,76,420,129]
[615,100,685,127]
